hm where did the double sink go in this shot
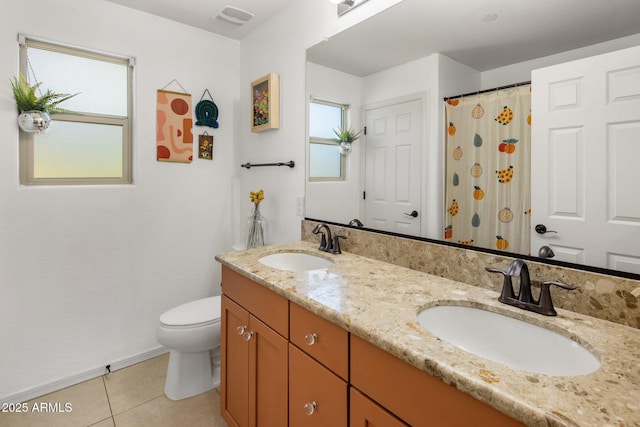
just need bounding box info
[258,251,600,377]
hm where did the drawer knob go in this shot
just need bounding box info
[236,325,247,335]
[304,333,318,346]
[242,331,254,341]
[303,401,317,415]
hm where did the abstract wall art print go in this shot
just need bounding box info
[157,89,193,163]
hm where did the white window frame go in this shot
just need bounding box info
[18,36,134,185]
[309,98,348,182]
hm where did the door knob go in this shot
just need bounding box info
[404,210,419,218]
[535,224,557,234]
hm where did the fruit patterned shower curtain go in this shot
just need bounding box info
[444,85,531,255]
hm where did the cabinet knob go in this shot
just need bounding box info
[242,331,254,341]
[236,325,247,335]
[303,401,317,415]
[304,333,318,346]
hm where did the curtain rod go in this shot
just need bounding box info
[444,81,531,101]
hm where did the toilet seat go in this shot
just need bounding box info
[160,296,221,328]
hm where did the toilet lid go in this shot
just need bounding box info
[160,296,221,327]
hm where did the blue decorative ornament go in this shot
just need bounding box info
[195,99,219,128]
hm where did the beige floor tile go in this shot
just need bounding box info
[89,418,115,427]
[114,389,226,427]
[103,353,169,415]
[0,377,111,427]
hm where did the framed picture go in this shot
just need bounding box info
[251,73,279,132]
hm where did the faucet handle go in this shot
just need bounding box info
[542,281,576,291]
[485,267,516,301]
[538,281,576,316]
[312,225,328,251]
[330,235,347,254]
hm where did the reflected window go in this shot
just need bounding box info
[309,99,347,181]
[19,36,133,185]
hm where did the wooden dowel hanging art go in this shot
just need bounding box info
[157,79,193,163]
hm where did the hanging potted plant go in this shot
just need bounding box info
[10,72,78,134]
[333,126,362,155]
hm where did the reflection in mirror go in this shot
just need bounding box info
[305,0,640,277]
[309,99,347,180]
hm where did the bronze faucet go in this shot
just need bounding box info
[312,223,346,254]
[486,259,576,316]
[312,223,333,252]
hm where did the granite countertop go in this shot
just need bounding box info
[215,241,640,427]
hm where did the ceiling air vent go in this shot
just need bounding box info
[214,5,254,25]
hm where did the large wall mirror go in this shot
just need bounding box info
[305,0,640,278]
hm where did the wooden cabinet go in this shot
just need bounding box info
[221,268,289,427]
[289,302,349,427]
[350,335,524,427]
[289,344,348,427]
[289,302,349,379]
[350,387,408,427]
[220,265,523,427]
[221,296,250,427]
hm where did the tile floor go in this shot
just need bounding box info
[0,353,227,427]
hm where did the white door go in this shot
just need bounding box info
[364,98,422,235]
[531,45,640,274]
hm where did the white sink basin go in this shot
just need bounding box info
[259,252,333,272]
[417,305,600,376]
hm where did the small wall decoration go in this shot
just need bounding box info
[157,81,193,163]
[195,89,219,128]
[198,133,214,160]
[251,73,279,132]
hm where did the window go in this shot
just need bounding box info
[309,99,347,181]
[19,36,133,185]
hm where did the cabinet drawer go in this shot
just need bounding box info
[290,302,349,380]
[350,335,524,427]
[350,387,408,427]
[289,344,347,427]
[221,266,289,338]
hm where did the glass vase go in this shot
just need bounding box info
[245,204,267,248]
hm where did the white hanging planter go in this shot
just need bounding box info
[333,127,362,157]
[339,141,353,155]
[17,110,51,134]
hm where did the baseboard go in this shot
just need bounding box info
[1,346,169,405]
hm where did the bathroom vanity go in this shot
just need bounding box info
[216,241,640,427]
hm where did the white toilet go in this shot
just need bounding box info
[156,296,222,401]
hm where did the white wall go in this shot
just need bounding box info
[235,0,402,247]
[0,0,239,402]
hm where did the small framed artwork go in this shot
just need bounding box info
[251,73,279,132]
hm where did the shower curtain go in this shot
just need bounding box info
[444,85,531,255]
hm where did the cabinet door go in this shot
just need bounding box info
[350,387,408,427]
[289,344,347,427]
[221,296,250,427]
[249,316,288,427]
[351,335,524,426]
